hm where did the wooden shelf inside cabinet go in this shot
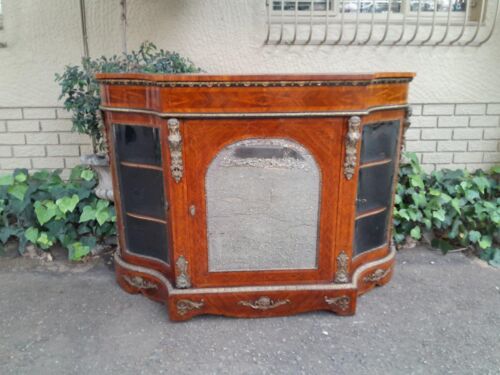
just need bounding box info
[97,72,415,321]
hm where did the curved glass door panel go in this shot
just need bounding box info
[113,123,169,265]
[124,215,169,263]
[354,119,400,256]
[360,121,400,164]
[118,165,166,219]
[356,162,395,214]
[114,124,162,166]
[354,210,389,256]
[206,138,321,272]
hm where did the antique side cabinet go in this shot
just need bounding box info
[97,72,414,321]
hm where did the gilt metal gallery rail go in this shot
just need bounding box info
[265,0,499,46]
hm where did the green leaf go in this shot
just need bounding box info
[96,199,109,210]
[488,248,500,268]
[0,174,14,186]
[468,230,481,243]
[95,208,110,225]
[7,183,28,201]
[34,201,57,225]
[397,209,410,221]
[432,209,446,222]
[429,188,441,196]
[440,193,452,203]
[472,176,489,194]
[79,205,96,222]
[25,227,39,243]
[80,169,94,181]
[451,198,461,214]
[411,192,427,207]
[68,242,91,261]
[0,227,20,243]
[36,232,53,250]
[14,172,27,182]
[465,189,480,202]
[431,238,454,254]
[410,175,425,190]
[56,194,80,214]
[478,235,492,250]
[394,194,402,204]
[410,226,421,240]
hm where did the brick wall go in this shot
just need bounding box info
[406,103,500,172]
[0,104,499,177]
[0,107,92,178]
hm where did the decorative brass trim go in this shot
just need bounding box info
[324,296,350,311]
[364,268,391,283]
[167,118,183,183]
[238,296,290,310]
[176,299,204,316]
[175,255,191,289]
[98,77,413,88]
[100,103,410,119]
[344,116,361,180]
[335,251,349,283]
[114,245,396,295]
[122,275,158,290]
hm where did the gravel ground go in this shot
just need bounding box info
[0,246,499,375]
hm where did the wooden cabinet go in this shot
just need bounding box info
[97,72,414,321]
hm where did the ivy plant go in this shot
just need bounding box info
[394,153,500,267]
[0,167,116,261]
[55,41,201,152]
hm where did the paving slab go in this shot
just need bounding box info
[0,247,499,375]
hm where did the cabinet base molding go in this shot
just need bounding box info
[114,247,395,321]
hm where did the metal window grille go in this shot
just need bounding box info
[265,0,499,45]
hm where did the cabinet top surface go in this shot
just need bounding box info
[96,72,415,85]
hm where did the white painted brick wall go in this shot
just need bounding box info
[0,105,498,177]
[0,107,91,177]
[407,103,500,172]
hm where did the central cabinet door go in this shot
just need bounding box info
[184,118,343,287]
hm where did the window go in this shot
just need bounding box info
[273,0,334,11]
[272,0,477,21]
[266,0,497,45]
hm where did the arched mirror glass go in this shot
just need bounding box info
[206,138,321,272]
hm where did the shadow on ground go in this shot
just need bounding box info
[0,246,499,375]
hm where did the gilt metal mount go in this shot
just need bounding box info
[238,296,290,310]
[324,296,350,311]
[335,251,349,283]
[175,255,191,289]
[167,118,183,183]
[122,275,158,290]
[344,116,361,180]
[364,268,391,283]
[177,299,204,316]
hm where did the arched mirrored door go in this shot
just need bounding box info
[206,138,321,272]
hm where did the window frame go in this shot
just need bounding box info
[270,0,483,25]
